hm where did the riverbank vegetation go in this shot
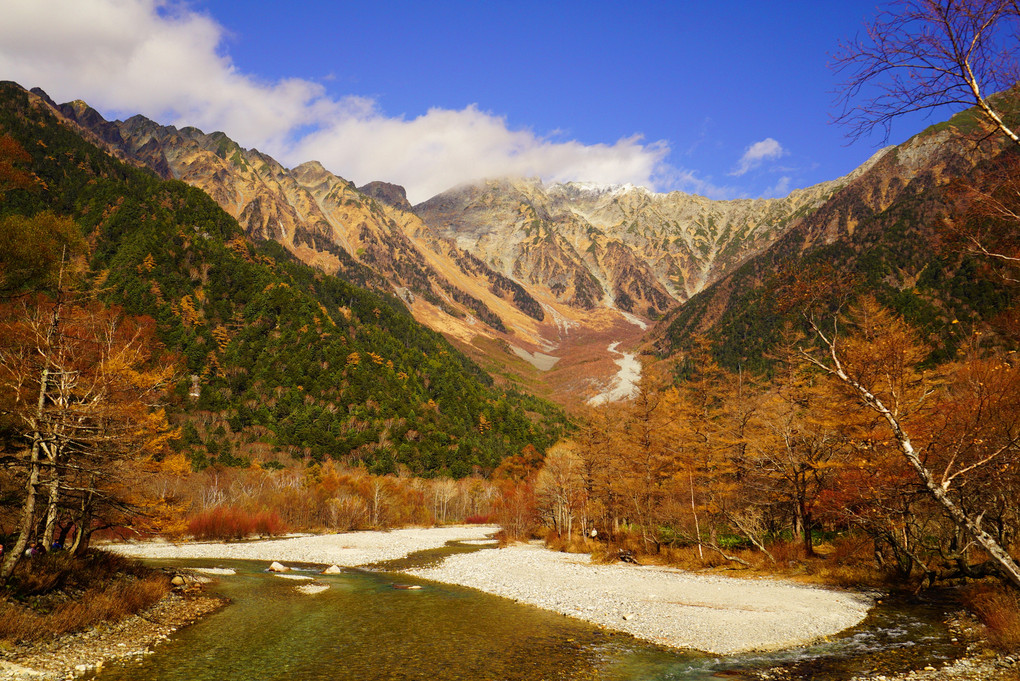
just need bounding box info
[960,583,1020,653]
[513,298,1020,594]
[497,289,1020,649]
[0,551,170,644]
[136,457,503,540]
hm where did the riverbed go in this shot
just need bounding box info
[89,553,973,681]
[587,342,642,405]
[109,526,869,654]
[6,528,1011,680]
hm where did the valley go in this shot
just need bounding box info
[4,1,1020,674]
[45,95,884,401]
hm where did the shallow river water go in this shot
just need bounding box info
[91,548,964,681]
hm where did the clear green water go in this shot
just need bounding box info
[91,553,961,681]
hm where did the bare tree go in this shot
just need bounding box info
[833,0,1020,146]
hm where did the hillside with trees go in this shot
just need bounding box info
[655,99,1020,373]
[0,81,568,489]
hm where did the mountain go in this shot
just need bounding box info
[358,181,414,212]
[415,171,881,319]
[50,102,543,323]
[0,81,568,476]
[45,81,997,405]
[5,77,1007,414]
[654,97,1020,370]
[45,98,879,403]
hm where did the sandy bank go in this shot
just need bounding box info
[108,525,498,566]
[110,526,872,654]
[409,542,872,654]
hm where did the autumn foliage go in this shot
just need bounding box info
[524,300,1020,591]
[187,506,287,541]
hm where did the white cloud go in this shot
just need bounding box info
[0,0,672,203]
[730,137,786,176]
[653,167,737,200]
[764,176,793,198]
[289,105,670,203]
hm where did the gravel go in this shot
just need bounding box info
[408,542,874,655]
[107,525,499,566]
[108,526,873,655]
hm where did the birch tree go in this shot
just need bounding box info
[833,0,1020,147]
[803,297,1020,589]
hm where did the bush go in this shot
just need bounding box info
[768,539,809,565]
[961,583,1020,652]
[256,510,288,537]
[187,506,287,540]
[0,550,170,643]
[829,534,874,566]
[0,575,169,642]
[464,513,493,524]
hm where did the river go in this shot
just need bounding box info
[91,551,963,681]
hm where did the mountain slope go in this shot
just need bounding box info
[0,81,568,476]
[46,96,885,403]
[654,99,1020,370]
[415,170,881,319]
[52,102,548,330]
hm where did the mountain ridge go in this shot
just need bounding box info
[29,81,949,404]
[653,99,1020,369]
[0,80,568,474]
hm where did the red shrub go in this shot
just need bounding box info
[187,507,287,540]
[187,507,252,540]
[251,510,287,537]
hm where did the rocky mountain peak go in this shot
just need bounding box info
[43,85,968,405]
[358,181,413,212]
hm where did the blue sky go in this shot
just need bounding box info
[0,1,957,203]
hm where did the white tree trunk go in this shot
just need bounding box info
[805,335,1020,590]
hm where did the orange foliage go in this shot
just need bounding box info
[187,506,287,541]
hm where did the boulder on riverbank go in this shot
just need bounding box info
[267,561,288,572]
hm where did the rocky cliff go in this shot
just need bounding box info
[42,90,896,403]
[415,170,879,320]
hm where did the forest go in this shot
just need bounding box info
[0,81,569,587]
[2,3,1020,659]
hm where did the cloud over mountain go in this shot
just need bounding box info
[0,0,672,202]
[731,138,786,176]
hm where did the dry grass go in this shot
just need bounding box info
[546,529,900,590]
[0,551,171,643]
[960,583,1020,652]
[544,533,598,555]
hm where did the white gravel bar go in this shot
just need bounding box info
[409,543,873,655]
[108,525,499,566]
[109,526,873,654]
